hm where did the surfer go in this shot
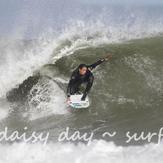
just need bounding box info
[67,54,112,102]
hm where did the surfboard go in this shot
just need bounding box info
[68,94,90,109]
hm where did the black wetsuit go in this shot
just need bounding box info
[67,59,105,100]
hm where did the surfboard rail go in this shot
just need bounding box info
[68,94,90,109]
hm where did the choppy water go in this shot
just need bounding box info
[0,2,163,163]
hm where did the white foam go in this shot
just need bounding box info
[0,38,57,98]
[0,99,11,120]
[0,108,9,121]
[51,14,163,63]
[27,78,68,120]
[0,140,162,163]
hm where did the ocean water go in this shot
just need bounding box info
[0,1,163,163]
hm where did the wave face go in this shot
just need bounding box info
[0,2,163,163]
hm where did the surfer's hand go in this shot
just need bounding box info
[104,54,112,61]
[81,95,86,101]
[67,97,70,103]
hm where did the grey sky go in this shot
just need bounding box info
[0,0,163,38]
[81,0,163,5]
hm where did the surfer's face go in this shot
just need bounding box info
[79,67,87,75]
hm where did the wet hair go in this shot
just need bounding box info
[78,64,87,69]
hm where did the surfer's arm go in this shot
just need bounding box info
[88,59,105,71]
[81,75,94,101]
[88,54,112,70]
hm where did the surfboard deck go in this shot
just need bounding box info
[68,94,90,109]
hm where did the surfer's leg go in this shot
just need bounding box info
[70,84,80,95]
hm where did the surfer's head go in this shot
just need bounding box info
[78,64,87,75]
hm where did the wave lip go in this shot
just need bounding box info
[0,39,56,98]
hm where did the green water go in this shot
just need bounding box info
[52,36,163,145]
[3,36,163,146]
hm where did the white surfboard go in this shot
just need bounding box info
[68,94,90,109]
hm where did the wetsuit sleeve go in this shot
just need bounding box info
[81,75,94,100]
[67,71,77,97]
[87,59,105,71]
